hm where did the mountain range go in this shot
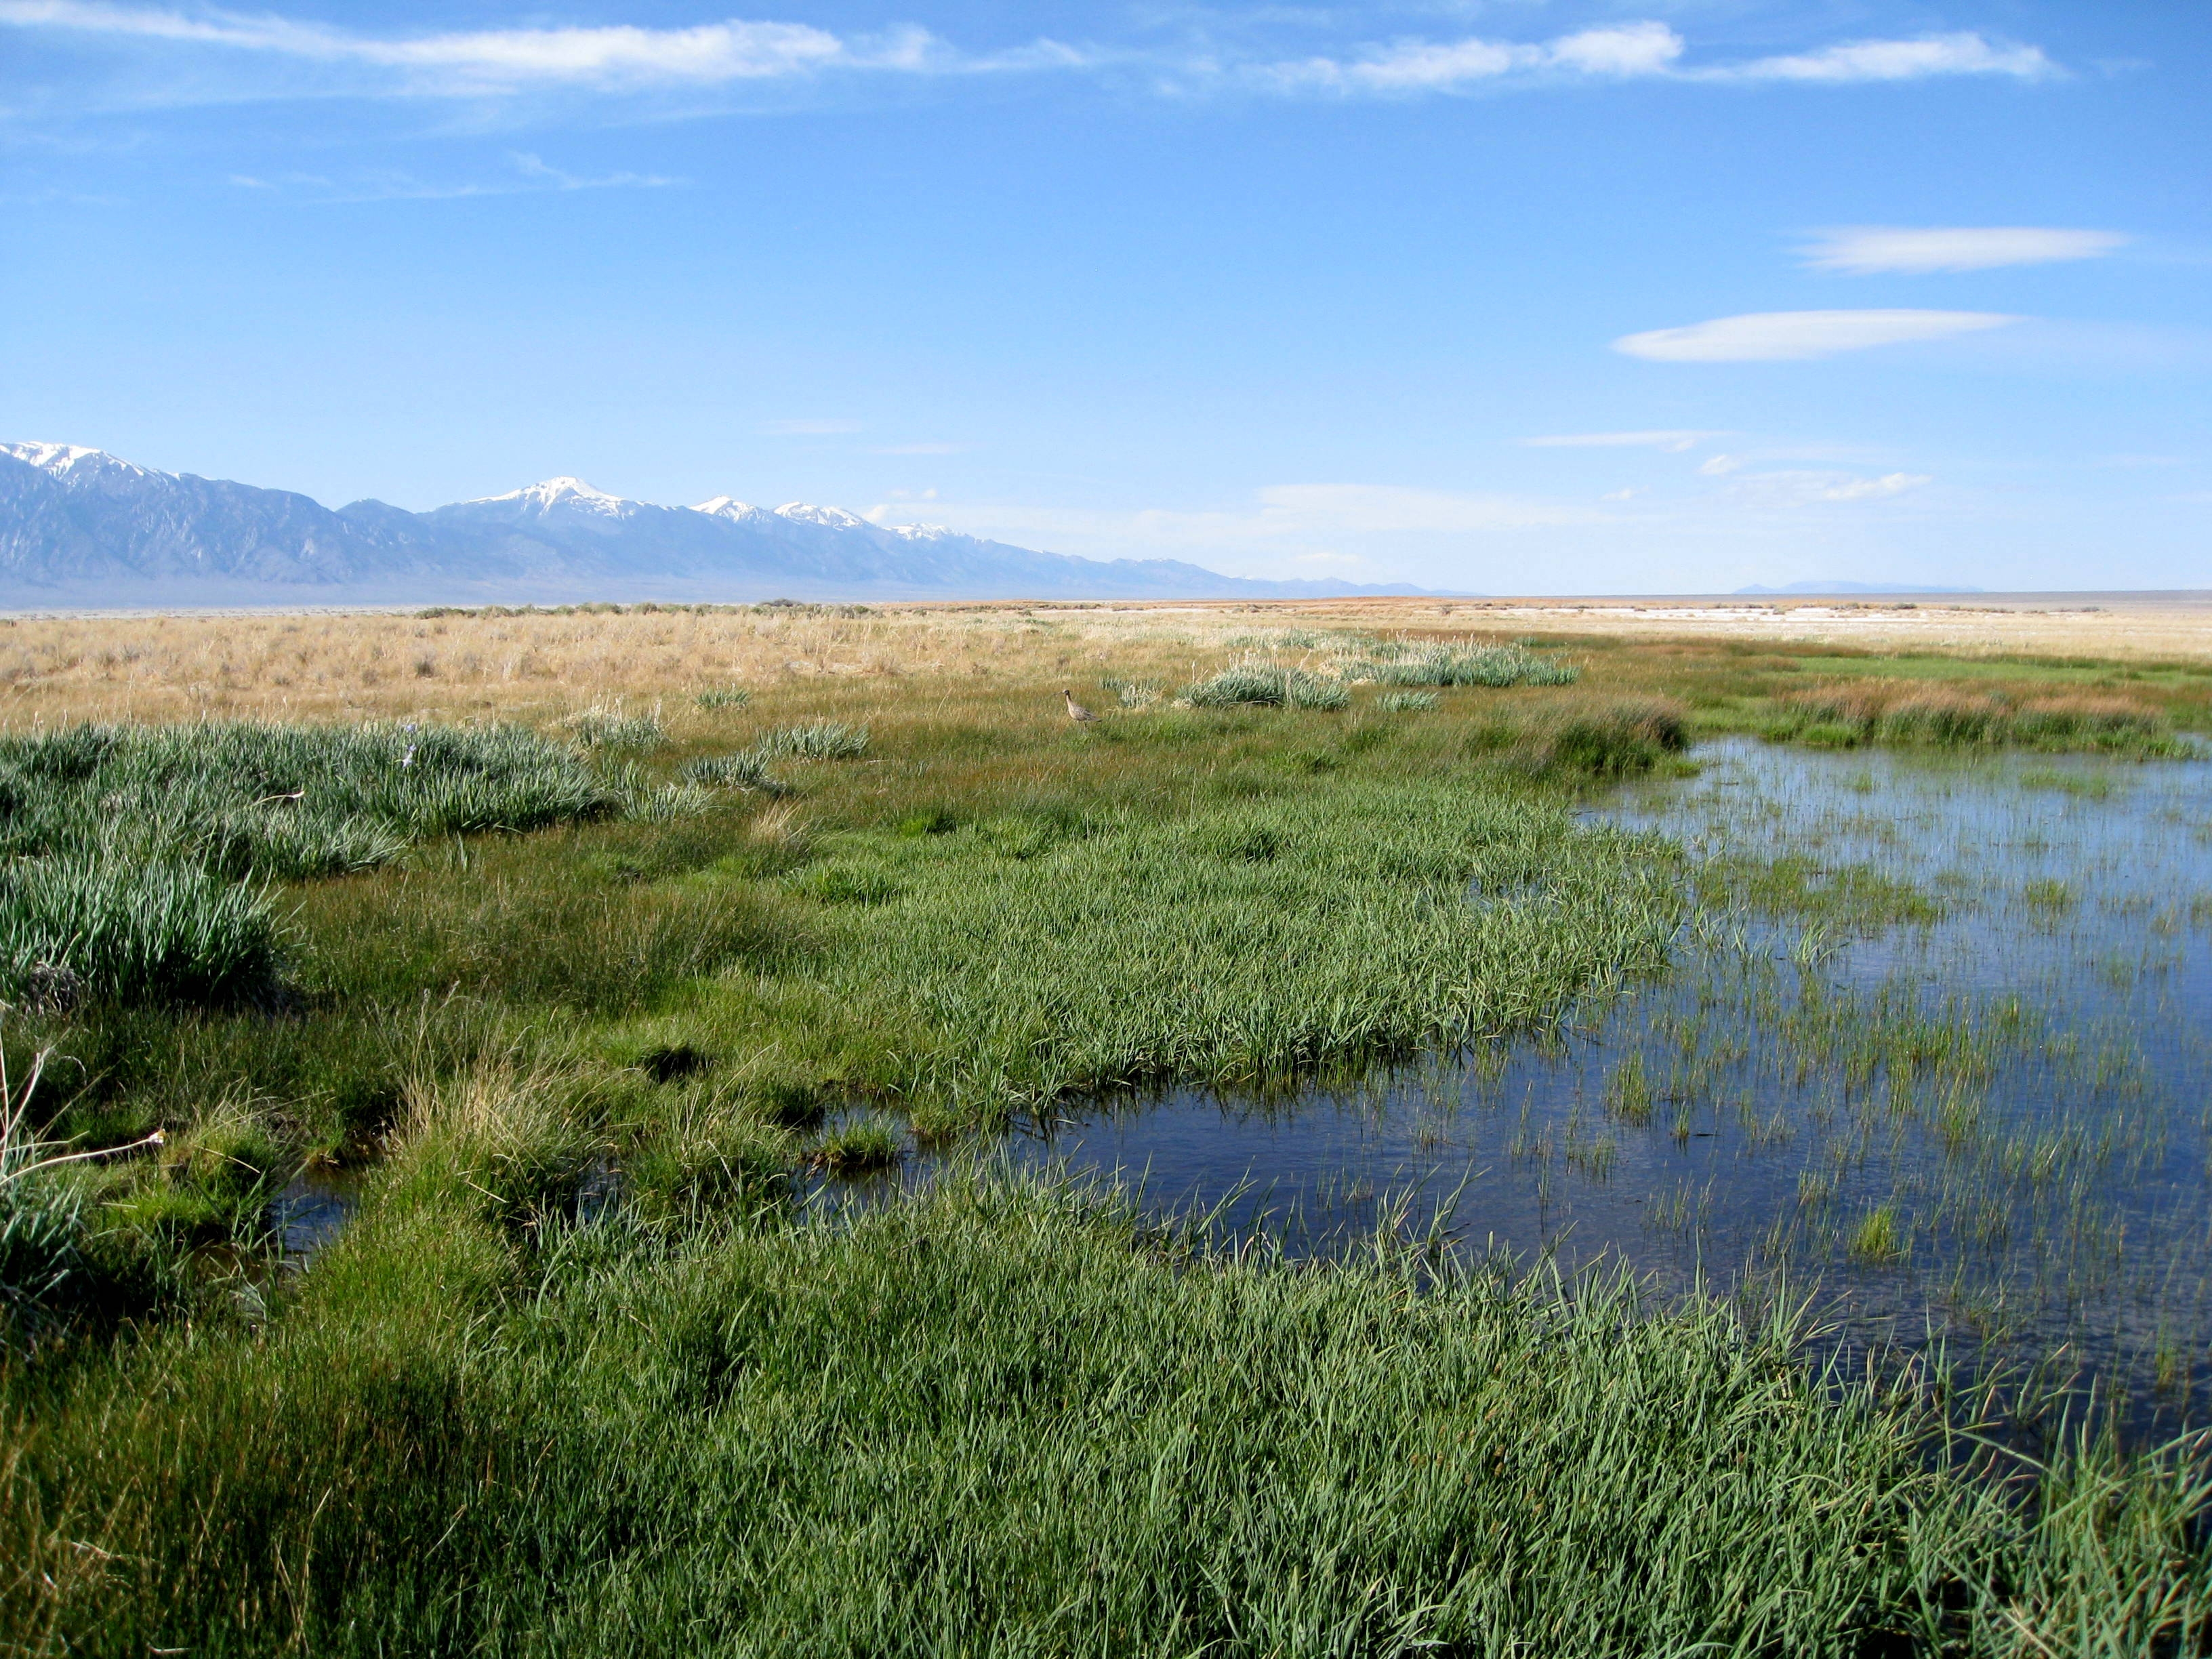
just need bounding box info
[0,442,1434,607]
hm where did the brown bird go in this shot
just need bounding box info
[1062,689,1099,724]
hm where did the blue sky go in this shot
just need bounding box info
[2,1,2205,592]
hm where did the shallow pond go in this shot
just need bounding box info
[981,740,2212,1425]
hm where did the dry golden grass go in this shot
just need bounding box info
[0,601,1482,729]
[0,593,2204,736]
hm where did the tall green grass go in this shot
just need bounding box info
[0,721,613,878]
[0,722,615,1004]
[1768,685,2182,754]
[1184,661,1351,710]
[1349,641,1581,688]
[0,857,279,1008]
[5,1168,2204,1656]
[769,778,1681,1126]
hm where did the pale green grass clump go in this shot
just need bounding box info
[1376,689,1439,712]
[1351,642,1580,689]
[560,705,668,752]
[0,857,279,1008]
[0,720,613,878]
[1184,661,1351,710]
[678,751,781,790]
[0,722,615,1006]
[753,722,870,760]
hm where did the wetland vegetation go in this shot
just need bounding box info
[2,600,2211,1654]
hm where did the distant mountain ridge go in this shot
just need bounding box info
[0,443,1436,605]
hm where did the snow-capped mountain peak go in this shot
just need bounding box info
[774,502,869,530]
[691,495,760,519]
[886,521,957,542]
[3,441,157,482]
[474,476,632,515]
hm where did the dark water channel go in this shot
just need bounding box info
[972,740,2212,1425]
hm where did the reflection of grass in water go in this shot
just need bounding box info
[1696,852,1946,929]
[2021,766,2115,800]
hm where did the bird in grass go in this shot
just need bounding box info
[1062,689,1099,725]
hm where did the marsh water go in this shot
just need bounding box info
[991,740,2212,1424]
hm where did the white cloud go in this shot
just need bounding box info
[1254,24,1683,94]
[1698,454,1742,475]
[1724,470,1932,506]
[0,1,1008,93]
[1719,32,2057,83]
[1523,429,1721,452]
[1803,226,2128,274]
[227,153,676,200]
[1250,24,2052,96]
[1614,309,2020,363]
[762,418,863,436]
[1,5,2060,105]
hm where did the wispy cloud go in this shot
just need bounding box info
[229,150,676,200]
[762,418,863,436]
[1721,470,1932,506]
[1523,429,1722,452]
[1713,33,2056,84]
[1245,25,2053,96]
[0,1,996,94]
[1252,22,1683,94]
[0,5,2059,108]
[1614,309,2020,363]
[1803,226,2128,274]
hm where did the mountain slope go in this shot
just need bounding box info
[0,443,1437,605]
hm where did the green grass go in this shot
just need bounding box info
[1348,641,1581,689]
[762,777,1680,1126]
[752,721,872,760]
[0,721,616,1004]
[5,1166,2205,1656]
[1,642,2206,1652]
[1184,661,1351,710]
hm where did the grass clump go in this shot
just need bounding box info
[754,722,870,760]
[1769,684,2181,754]
[1351,641,1580,688]
[1376,689,1439,712]
[0,857,280,1007]
[0,722,615,1007]
[1184,661,1350,711]
[679,752,781,790]
[0,720,612,879]
[693,687,752,710]
[810,1115,903,1172]
[1517,699,1690,777]
[560,704,668,752]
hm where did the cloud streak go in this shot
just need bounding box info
[0,4,2060,105]
[1614,309,2020,363]
[1246,24,2053,96]
[1523,430,1723,452]
[1802,226,2129,274]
